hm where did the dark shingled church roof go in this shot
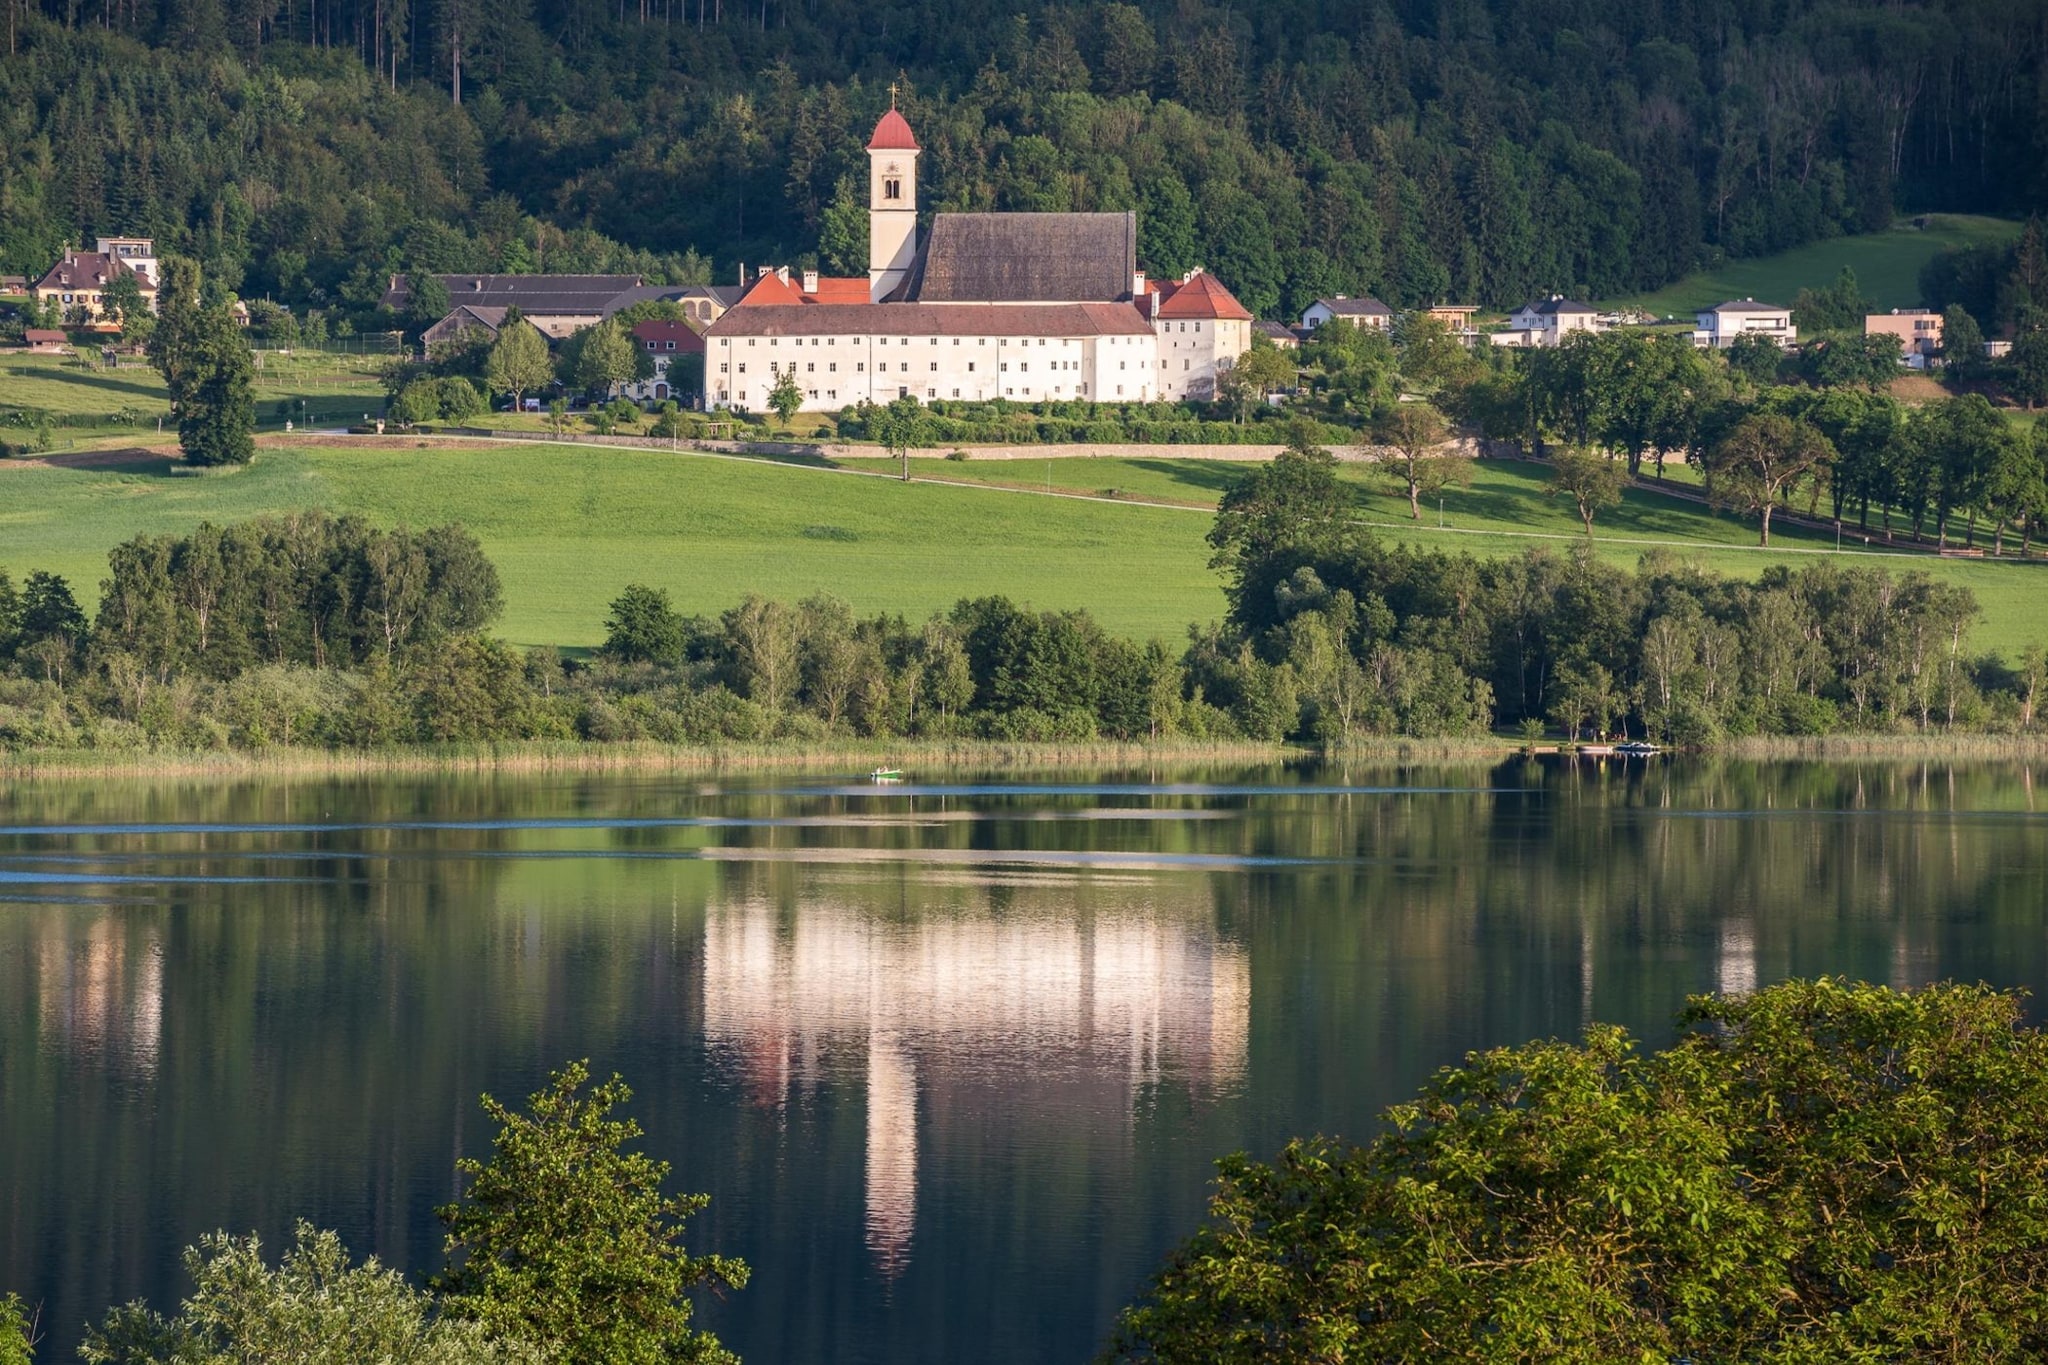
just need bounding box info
[890,212,1136,304]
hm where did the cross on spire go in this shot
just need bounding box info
[889,81,899,109]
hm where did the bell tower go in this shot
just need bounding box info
[867,97,921,303]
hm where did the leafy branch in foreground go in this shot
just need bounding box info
[436,1060,749,1365]
[1108,978,2048,1362]
[78,1224,535,1365]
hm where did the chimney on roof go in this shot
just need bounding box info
[473,278,482,291]
[802,268,819,294]
[1132,269,1145,299]
[775,265,790,285]
[1183,267,1203,284]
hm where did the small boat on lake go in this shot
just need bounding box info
[1615,741,1660,757]
[869,768,905,784]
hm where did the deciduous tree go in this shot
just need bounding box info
[484,320,551,411]
[1548,445,1626,537]
[1369,402,1470,520]
[1109,978,2048,1364]
[436,1062,747,1365]
[1706,412,1835,545]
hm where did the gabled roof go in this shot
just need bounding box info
[868,109,921,152]
[892,211,1136,304]
[730,272,805,307]
[707,302,1156,339]
[1311,296,1391,317]
[23,329,67,344]
[36,252,150,293]
[381,273,645,316]
[448,305,509,328]
[1156,270,1253,321]
[631,320,706,352]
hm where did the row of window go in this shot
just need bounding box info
[711,378,1169,406]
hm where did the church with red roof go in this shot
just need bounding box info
[704,107,1254,413]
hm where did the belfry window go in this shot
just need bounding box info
[884,178,902,201]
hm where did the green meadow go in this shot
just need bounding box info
[1610,214,2021,317]
[0,350,388,439]
[3,441,2042,657]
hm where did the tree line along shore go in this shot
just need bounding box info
[1,433,2043,761]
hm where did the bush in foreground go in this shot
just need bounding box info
[1108,978,2048,1361]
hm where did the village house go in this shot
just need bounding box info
[1493,296,1604,348]
[22,328,68,353]
[1300,296,1393,332]
[622,319,706,402]
[95,237,160,289]
[33,243,159,323]
[1692,298,1796,349]
[1865,309,1943,368]
[1423,304,1480,344]
[703,109,1253,413]
[1254,320,1301,350]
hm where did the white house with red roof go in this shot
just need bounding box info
[621,319,707,402]
[704,109,1253,413]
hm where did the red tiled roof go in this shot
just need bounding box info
[707,302,1156,339]
[1156,271,1253,321]
[23,329,66,344]
[868,109,920,151]
[804,277,872,305]
[731,272,805,307]
[631,320,706,352]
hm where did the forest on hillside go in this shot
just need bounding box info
[1,0,2045,321]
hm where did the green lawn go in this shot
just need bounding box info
[3,442,2041,657]
[0,444,1223,646]
[0,351,388,439]
[1611,215,2022,317]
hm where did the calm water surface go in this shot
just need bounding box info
[3,760,2046,1361]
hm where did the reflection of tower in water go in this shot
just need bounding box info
[864,1028,917,1277]
[701,886,1250,1278]
[1716,919,1758,996]
[35,917,163,1073]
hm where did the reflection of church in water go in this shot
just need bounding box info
[699,890,1250,1276]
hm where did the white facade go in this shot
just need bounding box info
[705,113,1251,414]
[95,237,159,289]
[712,326,1169,411]
[1299,298,1392,332]
[1154,313,1249,401]
[1494,296,1605,348]
[1692,299,1795,349]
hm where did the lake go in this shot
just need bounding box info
[3,759,2045,1361]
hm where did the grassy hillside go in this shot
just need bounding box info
[2,442,2041,656]
[0,351,389,442]
[1610,215,2022,317]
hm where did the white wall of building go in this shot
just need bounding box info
[712,329,1179,412]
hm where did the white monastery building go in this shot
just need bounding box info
[706,109,1253,413]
